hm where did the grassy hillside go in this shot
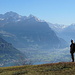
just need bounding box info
[0,62,75,75]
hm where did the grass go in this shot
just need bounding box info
[0,62,75,75]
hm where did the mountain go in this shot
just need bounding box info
[0,11,68,49]
[48,22,75,43]
[59,24,75,42]
[48,22,67,33]
[0,37,25,67]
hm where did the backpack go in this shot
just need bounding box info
[72,43,75,51]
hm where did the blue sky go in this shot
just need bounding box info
[0,0,75,25]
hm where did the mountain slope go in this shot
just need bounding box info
[0,37,25,67]
[47,22,74,43]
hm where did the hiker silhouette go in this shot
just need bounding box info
[70,39,75,62]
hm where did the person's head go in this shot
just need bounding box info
[71,39,74,43]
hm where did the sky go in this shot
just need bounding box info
[0,0,75,25]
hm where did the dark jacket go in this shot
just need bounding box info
[70,43,75,53]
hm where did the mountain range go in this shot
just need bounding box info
[48,23,75,43]
[0,11,68,49]
[0,11,75,66]
[59,24,75,42]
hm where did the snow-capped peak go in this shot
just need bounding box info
[28,14,43,22]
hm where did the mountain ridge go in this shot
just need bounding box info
[0,11,68,48]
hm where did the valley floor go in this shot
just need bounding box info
[0,62,75,75]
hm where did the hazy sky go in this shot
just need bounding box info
[0,0,75,25]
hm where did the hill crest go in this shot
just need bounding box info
[0,62,75,75]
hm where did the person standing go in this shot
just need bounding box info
[70,39,75,62]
